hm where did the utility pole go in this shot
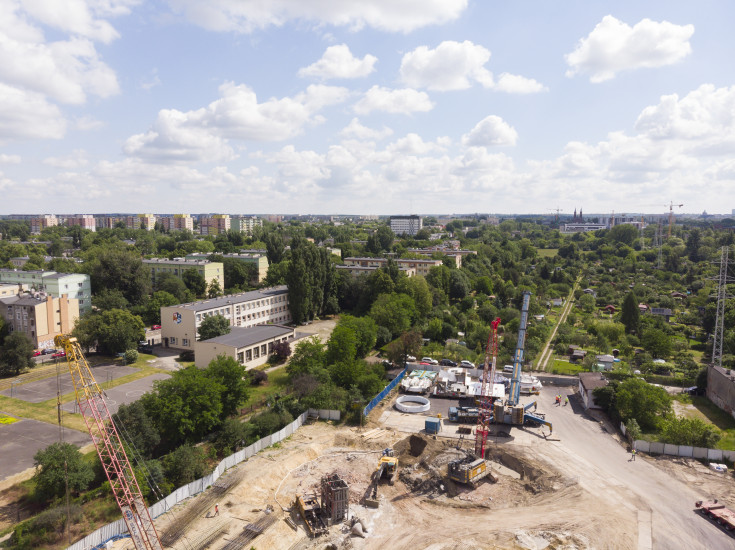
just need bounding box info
[712,246,732,369]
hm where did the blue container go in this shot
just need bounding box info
[425,417,442,434]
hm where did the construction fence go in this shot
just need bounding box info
[633,439,735,462]
[363,367,408,417]
[65,409,336,550]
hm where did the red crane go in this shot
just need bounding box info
[475,317,501,458]
[56,335,163,550]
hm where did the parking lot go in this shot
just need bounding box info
[61,373,170,415]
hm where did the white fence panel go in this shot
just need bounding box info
[634,440,650,452]
[663,444,679,456]
[693,447,708,459]
[679,445,693,458]
[649,442,665,454]
[724,450,735,461]
[707,448,724,461]
[261,434,273,447]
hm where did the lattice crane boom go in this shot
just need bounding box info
[55,335,163,550]
[508,291,531,407]
[474,317,501,458]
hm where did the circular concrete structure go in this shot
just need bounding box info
[395,395,431,413]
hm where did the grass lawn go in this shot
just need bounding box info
[549,359,585,376]
[537,249,559,258]
[241,365,290,409]
[689,396,735,450]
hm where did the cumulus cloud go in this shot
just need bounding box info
[353,85,433,115]
[462,115,518,147]
[43,149,90,169]
[565,15,694,82]
[400,40,493,91]
[0,83,66,143]
[0,154,21,164]
[124,82,349,162]
[165,0,467,33]
[494,73,547,94]
[340,118,393,141]
[299,44,377,80]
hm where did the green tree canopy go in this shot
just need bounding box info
[145,291,179,325]
[182,268,207,297]
[87,248,151,306]
[615,378,671,431]
[111,401,160,458]
[369,293,416,335]
[197,314,231,341]
[0,331,34,376]
[286,336,327,380]
[204,355,249,418]
[73,309,145,355]
[33,442,94,500]
[620,292,640,334]
[334,315,377,358]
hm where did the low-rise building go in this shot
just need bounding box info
[195,324,296,369]
[0,269,92,313]
[160,286,290,350]
[185,252,268,283]
[336,264,416,277]
[343,257,443,277]
[143,258,224,290]
[578,372,609,409]
[0,291,79,349]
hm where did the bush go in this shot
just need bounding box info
[124,349,139,364]
[162,445,207,487]
[251,370,268,385]
[250,410,293,438]
[178,350,195,362]
[660,416,722,448]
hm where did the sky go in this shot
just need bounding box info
[1,0,735,216]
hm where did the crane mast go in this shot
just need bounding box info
[55,335,163,550]
[507,291,531,407]
[474,317,501,458]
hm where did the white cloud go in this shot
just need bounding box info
[0,2,121,107]
[494,73,547,94]
[0,83,66,143]
[462,115,518,147]
[565,15,694,82]
[165,0,467,33]
[299,44,377,80]
[125,82,349,162]
[354,85,433,115]
[340,118,393,141]
[386,133,447,155]
[43,149,89,169]
[400,40,493,91]
[0,154,21,164]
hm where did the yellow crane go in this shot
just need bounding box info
[55,335,163,550]
[667,201,683,238]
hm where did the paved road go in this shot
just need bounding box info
[534,384,734,550]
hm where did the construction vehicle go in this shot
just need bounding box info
[295,494,328,537]
[365,448,397,507]
[447,455,495,486]
[695,499,735,532]
[55,335,163,550]
[448,406,479,423]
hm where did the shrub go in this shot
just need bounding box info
[251,370,268,385]
[124,349,139,364]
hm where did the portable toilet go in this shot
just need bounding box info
[425,417,442,434]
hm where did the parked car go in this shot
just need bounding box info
[439,359,457,367]
[32,350,42,357]
[151,324,161,330]
[52,351,66,358]
[459,360,475,368]
[42,348,56,355]
[405,355,416,362]
[421,357,439,365]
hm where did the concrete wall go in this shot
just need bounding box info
[707,365,735,421]
[633,440,735,462]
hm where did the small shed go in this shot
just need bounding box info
[579,373,609,409]
[595,354,615,371]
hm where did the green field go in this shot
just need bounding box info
[549,359,585,376]
[537,249,559,258]
[690,396,735,450]
[241,365,290,409]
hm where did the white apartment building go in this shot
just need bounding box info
[160,285,290,350]
[389,215,422,236]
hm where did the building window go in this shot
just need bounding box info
[253,347,260,359]
[245,349,252,361]
[261,344,266,355]
[237,352,244,363]
[183,338,189,347]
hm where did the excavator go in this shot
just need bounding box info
[365,448,397,507]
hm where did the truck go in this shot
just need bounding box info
[695,499,735,531]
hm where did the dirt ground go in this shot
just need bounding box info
[122,410,735,550]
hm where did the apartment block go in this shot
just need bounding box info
[0,269,92,313]
[389,215,422,236]
[0,291,79,350]
[95,216,124,229]
[143,258,224,290]
[161,214,194,232]
[160,285,290,350]
[31,215,58,234]
[186,252,269,283]
[200,214,230,235]
[231,216,262,235]
[342,257,443,277]
[66,215,96,231]
[126,214,156,231]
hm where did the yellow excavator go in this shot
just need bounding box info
[365,448,397,507]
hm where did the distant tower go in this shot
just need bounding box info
[573,208,577,222]
[579,208,583,222]
[712,246,732,369]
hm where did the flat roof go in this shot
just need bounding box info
[201,324,293,348]
[175,285,288,312]
[579,372,609,390]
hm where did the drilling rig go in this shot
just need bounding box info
[55,335,163,550]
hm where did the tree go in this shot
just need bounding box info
[335,315,377,358]
[272,341,292,361]
[660,416,721,448]
[111,401,160,458]
[154,272,193,303]
[87,248,151,306]
[641,327,672,359]
[92,289,129,312]
[204,355,249,418]
[162,445,207,487]
[385,330,423,365]
[286,241,337,324]
[73,309,145,355]
[263,260,289,286]
[286,336,327,380]
[615,378,671,431]
[198,314,231,341]
[264,232,285,264]
[620,292,640,334]
[145,291,179,325]
[141,366,225,448]
[578,293,596,313]
[366,225,394,253]
[0,332,34,376]
[369,293,416,335]
[326,325,358,365]
[449,270,471,300]
[182,268,207,297]
[33,442,94,500]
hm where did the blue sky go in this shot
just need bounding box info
[1,1,734,216]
